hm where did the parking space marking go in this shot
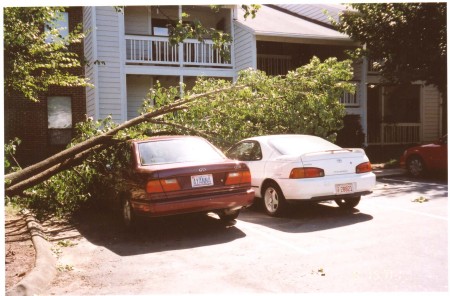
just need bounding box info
[380,177,448,187]
[236,220,311,255]
[364,200,448,221]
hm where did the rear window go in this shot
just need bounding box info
[268,136,341,155]
[138,138,225,165]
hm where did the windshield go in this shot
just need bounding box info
[268,135,341,155]
[138,138,225,165]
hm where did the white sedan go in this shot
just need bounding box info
[226,135,376,216]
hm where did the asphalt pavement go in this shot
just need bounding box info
[5,167,407,295]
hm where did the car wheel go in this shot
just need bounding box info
[407,156,426,177]
[262,183,286,217]
[218,209,240,222]
[335,196,361,209]
[122,199,136,229]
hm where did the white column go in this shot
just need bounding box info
[230,7,236,82]
[118,9,128,123]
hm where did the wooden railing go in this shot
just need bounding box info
[257,54,292,76]
[368,123,421,144]
[340,82,360,107]
[125,35,231,67]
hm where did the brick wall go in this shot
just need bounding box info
[4,7,87,167]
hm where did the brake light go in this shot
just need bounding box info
[225,170,251,185]
[356,162,372,173]
[146,178,181,193]
[289,167,324,179]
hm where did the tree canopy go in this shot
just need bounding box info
[4,7,91,102]
[335,3,446,93]
[142,57,354,149]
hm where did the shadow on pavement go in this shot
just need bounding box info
[71,209,246,256]
[375,177,448,200]
[239,201,373,233]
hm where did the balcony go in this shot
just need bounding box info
[340,82,360,107]
[257,54,293,76]
[125,35,232,68]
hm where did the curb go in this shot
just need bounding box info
[6,211,57,296]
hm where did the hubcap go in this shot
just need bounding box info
[264,187,279,213]
[409,159,423,176]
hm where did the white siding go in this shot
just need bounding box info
[127,76,153,120]
[422,84,442,141]
[95,7,124,122]
[83,7,97,119]
[124,6,151,35]
[234,23,256,75]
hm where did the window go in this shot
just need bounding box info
[48,96,72,145]
[227,141,262,161]
[45,11,69,43]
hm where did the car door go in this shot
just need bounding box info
[227,141,266,196]
[432,136,447,170]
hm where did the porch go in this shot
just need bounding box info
[368,123,421,145]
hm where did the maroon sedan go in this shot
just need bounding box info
[399,135,447,177]
[120,136,255,227]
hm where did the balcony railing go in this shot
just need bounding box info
[125,35,231,67]
[340,82,360,107]
[257,54,292,76]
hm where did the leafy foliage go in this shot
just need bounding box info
[150,57,353,149]
[4,138,22,174]
[334,3,446,93]
[4,7,91,102]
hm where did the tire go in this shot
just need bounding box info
[262,182,286,217]
[218,209,240,222]
[335,196,361,209]
[122,199,137,229]
[407,156,426,177]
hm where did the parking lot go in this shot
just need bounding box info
[47,176,448,294]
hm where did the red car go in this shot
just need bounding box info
[119,136,255,228]
[399,135,447,177]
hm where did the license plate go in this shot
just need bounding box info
[191,174,214,188]
[335,183,354,194]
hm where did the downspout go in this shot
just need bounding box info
[361,54,368,147]
[231,6,237,82]
[118,8,127,122]
[178,5,184,97]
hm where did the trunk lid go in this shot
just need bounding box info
[299,148,368,176]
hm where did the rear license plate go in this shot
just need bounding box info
[191,174,214,188]
[335,183,354,194]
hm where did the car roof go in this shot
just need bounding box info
[243,134,321,143]
[131,135,204,144]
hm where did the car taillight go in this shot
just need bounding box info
[356,162,372,173]
[225,170,251,185]
[289,167,324,179]
[146,178,181,193]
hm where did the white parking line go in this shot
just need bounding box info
[381,177,449,187]
[236,220,311,255]
[364,200,448,221]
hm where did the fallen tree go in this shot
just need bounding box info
[5,85,246,196]
[5,59,355,217]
